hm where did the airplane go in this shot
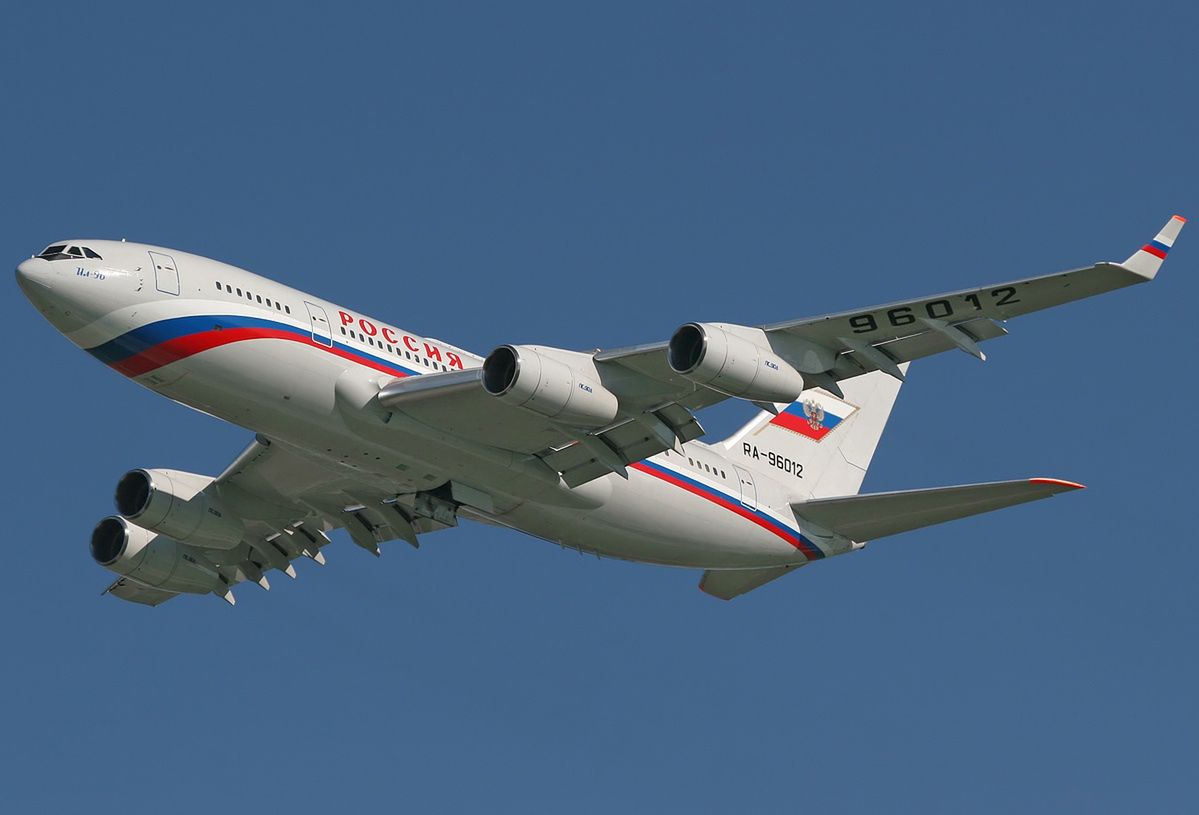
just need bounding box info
[14,215,1184,605]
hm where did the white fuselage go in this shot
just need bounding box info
[17,240,840,569]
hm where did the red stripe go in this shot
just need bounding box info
[770,410,831,439]
[111,328,412,379]
[1029,477,1085,490]
[630,462,822,559]
[1142,243,1167,259]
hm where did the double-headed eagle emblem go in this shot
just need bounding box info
[801,399,826,431]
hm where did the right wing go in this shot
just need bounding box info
[104,434,461,605]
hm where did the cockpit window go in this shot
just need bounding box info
[37,244,103,261]
[37,245,69,260]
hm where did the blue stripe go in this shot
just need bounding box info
[87,315,308,365]
[1149,238,1171,254]
[637,459,825,558]
[86,313,427,377]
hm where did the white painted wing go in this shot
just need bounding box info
[106,435,458,605]
[376,218,1181,489]
[601,216,1185,388]
[790,478,1084,543]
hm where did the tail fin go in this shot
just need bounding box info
[720,367,906,500]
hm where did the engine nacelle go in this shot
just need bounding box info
[114,469,244,549]
[482,345,620,428]
[90,517,224,595]
[667,322,805,404]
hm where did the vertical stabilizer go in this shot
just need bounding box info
[720,367,907,500]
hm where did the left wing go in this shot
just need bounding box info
[377,217,1182,488]
[600,215,1186,391]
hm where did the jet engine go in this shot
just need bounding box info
[667,322,805,404]
[114,468,244,549]
[90,516,225,595]
[482,345,620,428]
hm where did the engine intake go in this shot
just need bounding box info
[668,322,805,404]
[482,345,619,428]
[90,516,224,595]
[115,469,244,549]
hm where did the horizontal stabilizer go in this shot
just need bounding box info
[699,563,804,600]
[791,478,1084,543]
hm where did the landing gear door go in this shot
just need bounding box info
[148,251,179,295]
[733,466,758,511]
[304,301,333,347]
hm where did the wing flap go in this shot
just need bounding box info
[103,577,181,607]
[791,478,1084,542]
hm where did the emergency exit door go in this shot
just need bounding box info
[304,301,333,347]
[733,466,758,510]
[147,251,179,295]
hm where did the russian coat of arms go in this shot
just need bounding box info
[801,399,825,431]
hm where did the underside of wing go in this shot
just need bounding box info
[599,216,1185,394]
[379,369,705,488]
[98,435,467,606]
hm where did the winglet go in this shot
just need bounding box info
[1122,215,1186,279]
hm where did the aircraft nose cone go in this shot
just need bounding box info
[15,257,53,294]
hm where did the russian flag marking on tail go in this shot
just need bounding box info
[765,391,859,441]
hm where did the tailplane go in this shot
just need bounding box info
[720,366,907,500]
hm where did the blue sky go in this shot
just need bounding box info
[3,1,1196,811]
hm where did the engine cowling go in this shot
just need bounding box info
[90,516,225,595]
[114,469,244,549]
[482,345,620,428]
[668,322,805,403]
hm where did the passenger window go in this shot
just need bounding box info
[285,306,290,314]
[275,302,281,311]
[340,327,346,335]
[236,288,242,296]
[256,295,262,304]
[688,458,694,466]
[265,298,272,307]
[226,284,233,293]
[721,470,726,478]
[247,291,253,301]
[215,281,222,290]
